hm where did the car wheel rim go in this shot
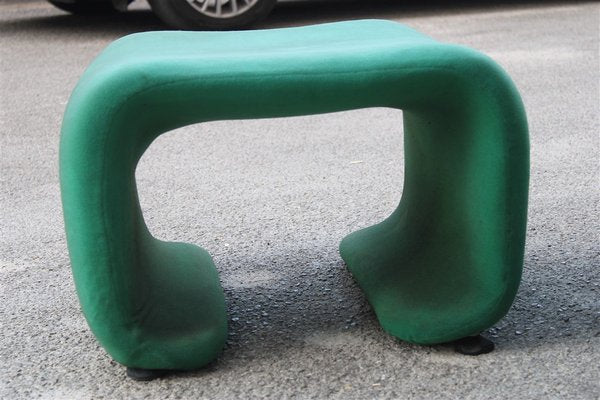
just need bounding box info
[186,0,259,18]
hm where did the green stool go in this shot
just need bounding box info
[60,20,529,378]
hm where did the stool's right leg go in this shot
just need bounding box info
[59,68,227,372]
[340,49,529,346]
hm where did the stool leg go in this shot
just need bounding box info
[60,88,228,371]
[340,74,529,345]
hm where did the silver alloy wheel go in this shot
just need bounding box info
[186,0,259,18]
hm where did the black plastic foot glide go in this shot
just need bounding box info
[126,367,170,381]
[452,334,495,356]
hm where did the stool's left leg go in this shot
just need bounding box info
[59,68,228,372]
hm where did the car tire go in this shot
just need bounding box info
[47,0,118,14]
[148,0,277,30]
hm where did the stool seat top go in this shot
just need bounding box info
[100,20,432,62]
[73,19,495,122]
[81,20,457,82]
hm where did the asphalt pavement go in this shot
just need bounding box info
[1,1,599,399]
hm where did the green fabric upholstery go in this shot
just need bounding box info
[60,20,529,370]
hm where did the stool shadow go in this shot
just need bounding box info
[218,253,374,348]
[170,243,600,373]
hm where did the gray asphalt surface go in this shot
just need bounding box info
[1,1,599,399]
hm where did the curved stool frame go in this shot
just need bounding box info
[60,20,529,371]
